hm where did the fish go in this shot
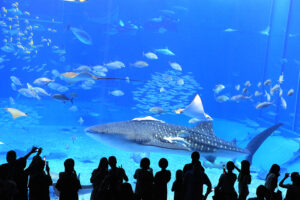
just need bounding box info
[143,52,158,60]
[279,89,283,97]
[235,84,240,91]
[10,76,22,86]
[278,73,284,84]
[48,82,69,93]
[242,88,248,93]
[149,107,164,114]
[33,77,53,85]
[216,95,229,102]
[254,91,263,97]
[110,90,124,96]
[256,102,273,109]
[69,105,78,112]
[32,87,50,96]
[9,97,15,105]
[131,61,149,68]
[244,81,251,87]
[257,82,262,88]
[265,90,271,101]
[52,94,73,104]
[264,79,272,86]
[224,28,237,32]
[177,79,184,85]
[213,84,225,94]
[104,61,125,69]
[155,48,175,56]
[4,108,28,119]
[18,88,40,100]
[287,89,294,96]
[169,62,182,71]
[74,65,92,72]
[93,65,108,72]
[280,97,287,109]
[67,25,92,45]
[86,117,282,163]
[78,117,84,125]
[231,95,252,102]
[270,84,280,96]
[130,152,149,164]
[160,87,166,93]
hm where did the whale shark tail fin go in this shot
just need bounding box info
[245,123,282,164]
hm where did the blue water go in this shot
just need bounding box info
[1,0,300,199]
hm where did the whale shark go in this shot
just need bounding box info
[86,116,282,163]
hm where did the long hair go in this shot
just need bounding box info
[238,160,250,181]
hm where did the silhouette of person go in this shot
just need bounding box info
[172,170,184,200]
[154,158,171,200]
[183,151,204,175]
[28,155,52,200]
[55,158,82,200]
[235,160,251,200]
[265,164,281,199]
[134,157,154,200]
[214,161,238,200]
[183,162,212,200]
[106,156,128,200]
[279,172,300,200]
[0,147,38,200]
[90,157,109,200]
[248,185,271,200]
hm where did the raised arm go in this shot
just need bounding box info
[279,173,290,189]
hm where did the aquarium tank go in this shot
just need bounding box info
[0,0,300,199]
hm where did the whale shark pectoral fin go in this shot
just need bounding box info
[145,139,191,151]
[205,155,216,163]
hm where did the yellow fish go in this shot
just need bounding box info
[5,108,28,119]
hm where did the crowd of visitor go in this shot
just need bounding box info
[0,147,299,200]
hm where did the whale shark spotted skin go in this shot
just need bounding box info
[85,118,282,162]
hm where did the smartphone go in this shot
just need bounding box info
[43,156,46,161]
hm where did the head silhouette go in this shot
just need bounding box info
[64,158,75,173]
[291,172,299,184]
[226,161,235,172]
[268,164,280,177]
[108,156,117,168]
[256,185,268,199]
[98,157,108,170]
[6,150,17,163]
[176,170,183,180]
[241,160,250,175]
[191,151,200,164]
[159,158,168,170]
[140,157,150,169]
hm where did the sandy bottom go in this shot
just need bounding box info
[0,117,299,200]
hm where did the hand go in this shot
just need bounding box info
[31,147,38,153]
[285,173,289,178]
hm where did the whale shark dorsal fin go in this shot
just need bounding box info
[195,121,215,135]
[132,116,165,123]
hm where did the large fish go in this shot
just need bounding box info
[86,116,282,163]
[67,25,92,45]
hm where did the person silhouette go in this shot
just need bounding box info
[235,160,251,200]
[248,185,271,200]
[183,162,212,200]
[90,157,109,200]
[265,164,282,199]
[134,157,154,200]
[154,158,171,200]
[28,155,52,200]
[183,151,204,176]
[120,182,136,200]
[106,156,128,200]
[0,147,38,200]
[214,161,238,200]
[172,170,184,200]
[279,172,300,200]
[55,158,82,200]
